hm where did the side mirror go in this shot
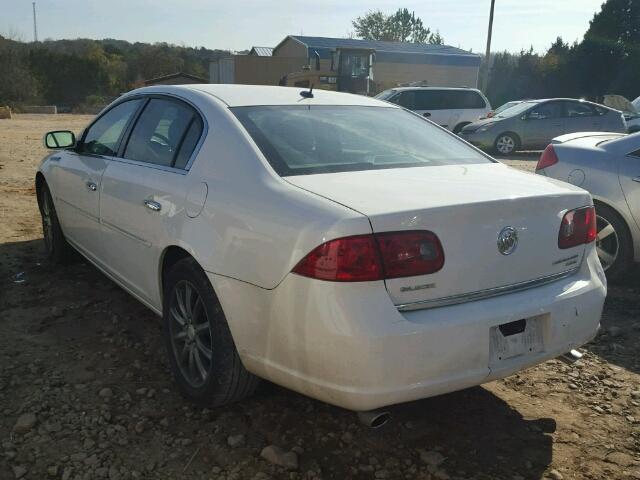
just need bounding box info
[44,130,76,149]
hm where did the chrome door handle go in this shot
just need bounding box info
[86,181,97,191]
[633,177,640,183]
[144,199,162,212]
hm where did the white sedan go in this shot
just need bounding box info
[36,85,606,413]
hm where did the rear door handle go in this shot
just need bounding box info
[144,199,162,212]
[86,181,97,191]
[422,112,431,117]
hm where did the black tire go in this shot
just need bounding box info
[493,133,519,156]
[594,203,634,281]
[163,257,259,406]
[39,183,74,265]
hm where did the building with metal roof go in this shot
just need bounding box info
[249,46,274,57]
[211,35,482,92]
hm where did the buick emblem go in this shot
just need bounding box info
[497,226,518,255]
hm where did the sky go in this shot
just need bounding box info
[1,0,606,53]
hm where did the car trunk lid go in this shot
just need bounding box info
[286,163,592,307]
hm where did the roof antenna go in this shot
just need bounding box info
[300,84,314,99]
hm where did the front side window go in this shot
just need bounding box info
[124,98,203,168]
[232,105,492,176]
[81,99,142,156]
[529,102,563,120]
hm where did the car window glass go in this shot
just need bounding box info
[124,98,198,168]
[415,90,443,110]
[529,102,562,120]
[232,105,492,176]
[566,102,595,117]
[173,116,204,169]
[394,91,415,109]
[81,100,142,156]
[629,148,640,158]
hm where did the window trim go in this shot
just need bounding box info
[77,92,208,175]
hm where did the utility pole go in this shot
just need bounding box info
[482,0,496,92]
[32,2,38,42]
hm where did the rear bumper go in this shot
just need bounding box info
[210,245,606,411]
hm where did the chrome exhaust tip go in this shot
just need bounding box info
[357,410,391,429]
[558,349,583,365]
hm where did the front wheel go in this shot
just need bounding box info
[163,258,259,406]
[594,204,633,281]
[494,133,518,155]
[39,184,74,264]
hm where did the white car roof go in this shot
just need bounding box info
[389,86,480,92]
[129,84,395,108]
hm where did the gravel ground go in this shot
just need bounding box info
[0,115,639,480]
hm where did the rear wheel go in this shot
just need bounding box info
[163,258,259,406]
[594,203,633,281]
[494,133,518,155]
[39,184,74,264]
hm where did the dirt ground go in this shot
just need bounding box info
[0,114,639,480]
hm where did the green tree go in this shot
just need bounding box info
[352,8,444,44]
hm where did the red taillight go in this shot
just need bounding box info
[536,144,559,171]
[558,206,597,249]
[292,231,444,282]
[376,231,444,278]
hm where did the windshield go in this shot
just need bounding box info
[494,101,538,118]
[374,89,396,101]
[494,101,520,114]
[232,105,492,176]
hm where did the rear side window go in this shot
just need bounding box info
[81,99,142,156]
[409,90,486,110]
[529,102,563,119]
[124,98,203,168]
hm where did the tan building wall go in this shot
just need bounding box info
[233,56,310,85]
[373,62,479,91]
[273,38,307,58]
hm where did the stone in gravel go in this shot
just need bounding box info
[261,445,299,470]
[227,434,245,448]
[341,432,354,443]
[607,326,623,338]
[631,390,640,400]
[13,413,37,434]
[419,450,445,468]
[135,387,147,395]
[47,466,59,477]
[109,466,121,480]
[12,466,27,479]
[605,451,634,466]
[548,469,563,479]
[61,467,73,480]
[99,387,113,398]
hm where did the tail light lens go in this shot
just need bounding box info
[536,144,559,171]
[558,206,597,249]
[292,231,444,282]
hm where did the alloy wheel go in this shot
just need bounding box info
[595,214,619,271]
[169,280,213,388]
[496,135,515,154]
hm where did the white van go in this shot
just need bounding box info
[376,87,492,133]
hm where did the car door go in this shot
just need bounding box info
[51,99,143,261]
[99,96,205,305]
[413,90,451,129]
[564,101,602,133]
[522,101,566,148]
[619,149,640,228]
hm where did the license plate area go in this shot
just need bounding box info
[489,315,545,367]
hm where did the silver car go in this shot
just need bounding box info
[536,131,640,279]
[459,98,627,155]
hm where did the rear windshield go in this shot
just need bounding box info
[231,105,492,176]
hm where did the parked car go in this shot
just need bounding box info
[603,94,640,133]
[536,131,640,279]
[375,86,491,133]
[459,98,627,155]
[486,100,523,118]
[37,85,605,413]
